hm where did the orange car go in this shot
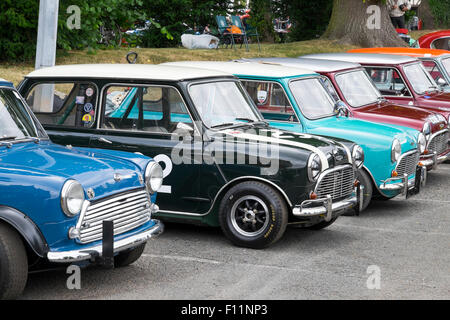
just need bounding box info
[349,47,450,92]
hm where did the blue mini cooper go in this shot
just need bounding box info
[0,79,164,299]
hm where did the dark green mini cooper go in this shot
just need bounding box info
[19,64,364,248]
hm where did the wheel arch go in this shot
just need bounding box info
[0,206,49,258]
[212,176,293,213]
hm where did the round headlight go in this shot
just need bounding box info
[352,145,364,169]
[145,162,163,194]
[61,180,85,217]
[417,132,426,154]
[391,139,402,163]
[307,153,322,182]
[423,122,431,140]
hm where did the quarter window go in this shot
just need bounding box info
[102,85,192,134]
[241,80,298,122]
[26,82,97,127]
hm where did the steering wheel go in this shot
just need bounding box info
[126,52,138,64]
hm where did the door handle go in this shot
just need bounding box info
[98,137,113,144]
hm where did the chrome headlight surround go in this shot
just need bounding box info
[145,161,163,194]
[391,139,402,163]
[61,180,85,217]
[422,122,432,141]
[351,145,364,169]
[307,153,322,182]
[417,132,426,154]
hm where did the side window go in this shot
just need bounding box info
[26,82,97,127]
[431,38,450,50]
[422,60,445,84]
[102,85,193,133]
[365,67,410,97]
[241,80,298,122]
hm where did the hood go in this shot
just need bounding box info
[307,117,418,154]
[0,141,147,200]
[211,125,352,170]
[418,91,450,111]
[355,101,440,132]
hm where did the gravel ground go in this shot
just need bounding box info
[21,163,450,300]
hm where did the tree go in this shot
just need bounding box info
[322,0,407,47]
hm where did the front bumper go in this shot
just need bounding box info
[420,150,450,169]
[47,219,164,263]
[379,165,426,199]
[292,186,363,221]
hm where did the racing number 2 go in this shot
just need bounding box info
[154,154,172,193]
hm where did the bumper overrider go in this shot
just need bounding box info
[379,165,427,199]
[292,185,363,221]
[420,150,450,169]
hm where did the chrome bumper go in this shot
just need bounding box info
[292,186,362,221]
[47,220,164,263]
[420,149,450,169]
[379,166,426,199]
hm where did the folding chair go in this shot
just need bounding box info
[215,15,235,49]
[231,15,260,51]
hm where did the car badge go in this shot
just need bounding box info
[114,173,121,182]
[440,123,444,129]
[87,188,95,200]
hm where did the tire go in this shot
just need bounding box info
[114,243,146,268]
[357,169,373,212]
[0,223,28,300]
[218,181,288,249]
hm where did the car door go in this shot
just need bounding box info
[89,83,203,214]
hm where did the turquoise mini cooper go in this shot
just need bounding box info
[164,61,427,211]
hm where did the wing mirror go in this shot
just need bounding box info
[437,78,447,86]
[334,100,349,117]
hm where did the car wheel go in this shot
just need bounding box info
[219,181,288,249]
[0,223,28,300]
[114,243,146,268]
[358,169,373,212]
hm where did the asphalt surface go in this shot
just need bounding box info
[21,163,450,300]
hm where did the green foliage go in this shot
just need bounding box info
[0,0,39,61]
[250,0,276,42]
[284,0,333,41]
[429,0,450,27]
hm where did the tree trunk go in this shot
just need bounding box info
[322,0,407,47]
[417,0,435,29]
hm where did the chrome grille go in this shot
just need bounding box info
[78,188,151,244]
[396,150,419,176]
[315,165,355,201]
[427,130,449,155]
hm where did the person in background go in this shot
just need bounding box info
[388,0,412,29]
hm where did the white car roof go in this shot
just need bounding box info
[25,64,232,81]
[161,61,318,78]
[241,57,361,72]
[302,53,419,65]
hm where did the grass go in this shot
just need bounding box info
[0,30,439,86]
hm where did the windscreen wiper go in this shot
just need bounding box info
[0,136,17,141]
[211,123,235,129]
[235,117,255,122]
